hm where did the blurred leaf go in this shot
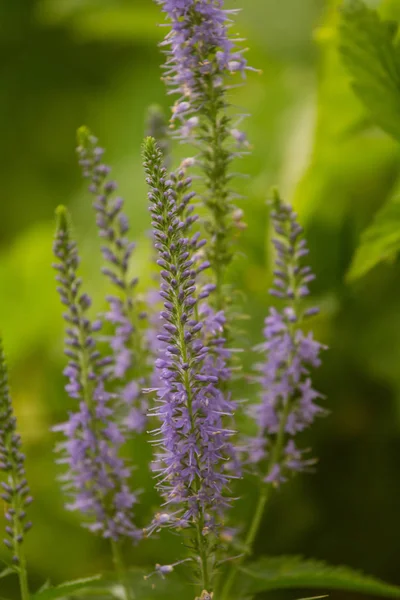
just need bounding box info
[347,194,400,280]
[0,567,14,579]
[296,596,328,600]
[73,568,192,600]
[238,556,400,597]
[339,0,400,141]
[36,1,161,42]
[32,576,102,600]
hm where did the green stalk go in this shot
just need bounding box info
[201,76,232,312]
[17,556,30,600]
[219,398,291,600]
[220,237,299,600]
[110,539,133,600]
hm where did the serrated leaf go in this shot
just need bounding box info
[31,576,103,600]
[339,0,400,141]
[347,194,400,280]
[239,556,400,597]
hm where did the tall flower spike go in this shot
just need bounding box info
[0,340,31,599]
[76,127,148,433]
[248,190,327,486]
[156,0,253,308]
[52,206,140,541]
[143,138,236,592]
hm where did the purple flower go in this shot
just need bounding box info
[0,341,32,566]
[155,0,254,300]
[248,191,327,484]
[52,206,140,541]
[156,0,248,114]
[142,137,236,532]
[76,127,149,432]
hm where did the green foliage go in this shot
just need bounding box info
[337,0,400,280]
[0,568,15,580]
[31,577,102,600]
[347,193,400,280]
[238,556,400,597]
[339,0,400,142]
[73,569,191,600]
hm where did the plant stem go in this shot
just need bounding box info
[17,554,30,600]
[110,539,132,600]
[220,397,292,600]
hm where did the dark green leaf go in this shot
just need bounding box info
[339,0,400,141]
[347,194,400,280]
[31,576,103,600]
[239,556,400,597]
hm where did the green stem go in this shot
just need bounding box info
[202,76,231,312]
[220,398,292,600]
[110,539,133,600]
[17,555,30,600]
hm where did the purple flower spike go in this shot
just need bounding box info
[248,190,327,485]
[156,0,249,128]
[52,206,141,541]
[155,0,254,294]
[142,138,236,533]
[0,341,32,566]
[76,127,148,432]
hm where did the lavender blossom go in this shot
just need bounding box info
[142,138,236,542]
[156,0,252,306]
[76,127,148,433]
[52,206,140,541]
[0,340,32,575]
[248,190,327,486]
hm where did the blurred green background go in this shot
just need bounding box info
[2,0,400,597]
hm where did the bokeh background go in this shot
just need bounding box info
[2,0,400,597]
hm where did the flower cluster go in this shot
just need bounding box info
[248,191,326,485]
[143,137,236,531]
[76,127,148,433]
[0,341,32,567]
[52,206,140,540]
[156,0,248,123]
[156,0,252,302]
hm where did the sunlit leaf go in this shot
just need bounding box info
[339,0,400,141]
[347,194,400,280]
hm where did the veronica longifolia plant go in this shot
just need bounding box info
[8,2,390,600]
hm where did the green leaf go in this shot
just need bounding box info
[0,567,14,579]
[239,556,400,597]
[347,194,400,280]
[72,568,192,600]
[339,0,400,141]
[31,576,103,600]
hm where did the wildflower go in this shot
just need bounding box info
[155,0,254,305]
[52,206,140,540]
[142,137,236,531]
[0,340,32,574]
[248,190,327,484]
[76,127,148,432]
